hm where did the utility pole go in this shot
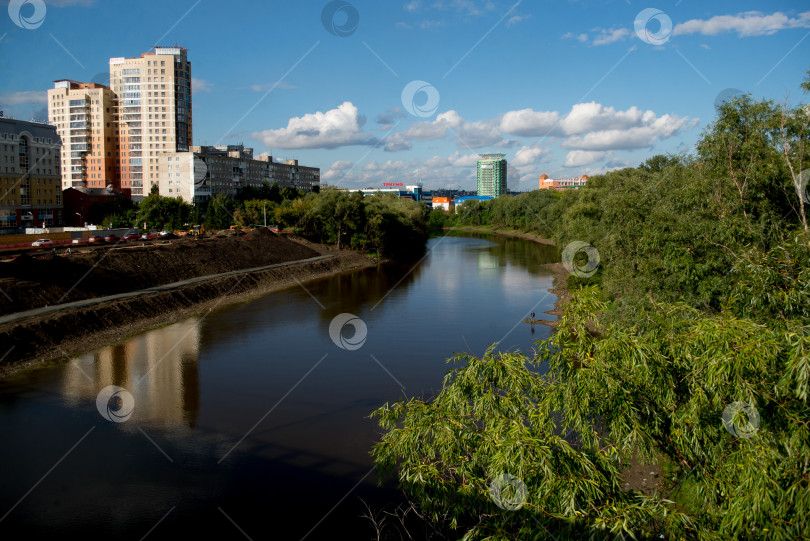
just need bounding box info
[263,202,267,227]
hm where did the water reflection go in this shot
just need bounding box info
[0,233,561,539]
[61,319,201,429]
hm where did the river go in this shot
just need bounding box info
[0,232,559,539]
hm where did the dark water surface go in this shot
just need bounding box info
[0,233,559,539]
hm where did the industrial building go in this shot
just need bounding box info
[476,153,507,197]
[0,118,63,231]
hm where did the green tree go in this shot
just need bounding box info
[135,194,192,231]
[203,193,236,230]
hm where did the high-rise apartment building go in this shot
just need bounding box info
[48,80,118,191]
[109,46,192,199]
[476,153,507,197]
[0,118,62,231]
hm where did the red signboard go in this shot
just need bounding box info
[383,182,404,187]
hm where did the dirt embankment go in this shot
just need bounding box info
[0,230,376,376]
[0,229,322,315]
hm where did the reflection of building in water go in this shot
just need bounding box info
[478,250,500,270]
[61,319,201,428]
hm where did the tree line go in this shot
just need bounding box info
[371,73,810,539]
[88,183,429,260]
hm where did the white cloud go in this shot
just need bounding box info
[592,27,630,46]
[191,78,212,94]
[673,10,810,37]
[499,102,695,151]
[0,90,47,106]
[563,114,697,151]
[252,102,377,150]
[513,144,552,167]
[455,117,513,148]
[560,102,648,135]
[384,132,413,152]
[507,14,531,27]
[404,0,420,12]
[322,160,354,181]
[563,32,589,43]
[500,108,562,137]
[402,110,463,140]
[564,150,613,167]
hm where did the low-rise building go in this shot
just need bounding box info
[0,118,63,232]
[432,196,453,211]
[348,184,425,201]
[157,145,319,204]
[62,186,121,226]
[538,173,589,190]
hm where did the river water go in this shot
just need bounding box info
[0,233,559,539]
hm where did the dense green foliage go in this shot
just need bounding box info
[372,80,810,538]
[93,185,428,259]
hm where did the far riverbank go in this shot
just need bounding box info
[446,226,570,326]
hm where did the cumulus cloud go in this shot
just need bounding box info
[592,27,630,46]
[500,109,562,137]
[513,144,552,166]
[562,114,697,151]
[674,10,810,37]
[322,160,354,181]
[560,102,650,134]
[564,150,613,167]
[252,102,377,150]
[401,110,463,140]
[0,90,47,106]
[499,102,695,152]
[384,132,413,152]
[377,106,408,128]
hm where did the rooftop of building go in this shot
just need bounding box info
[52,80,110,90]
[0,117,61,140]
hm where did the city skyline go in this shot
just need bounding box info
[1,0,808,192]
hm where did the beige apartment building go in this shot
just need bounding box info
[48,80,118,191]
[109,46,192,199]
[158,145,320,204]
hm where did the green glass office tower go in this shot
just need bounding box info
[476,153,507,197]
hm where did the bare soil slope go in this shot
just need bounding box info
[0,229,318,316]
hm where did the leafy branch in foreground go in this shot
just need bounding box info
[372,286,808,539]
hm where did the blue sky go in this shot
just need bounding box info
[1,0,809,191]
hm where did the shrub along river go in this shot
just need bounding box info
[0,232,559,539]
